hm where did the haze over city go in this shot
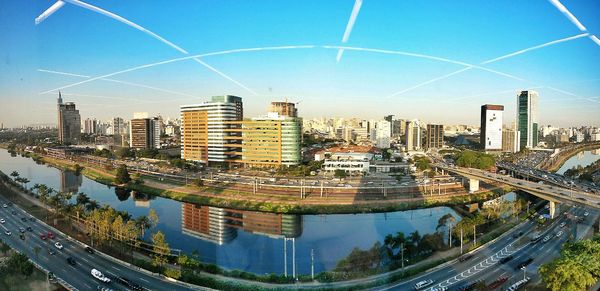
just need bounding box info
[1,0,599,127]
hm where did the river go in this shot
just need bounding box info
[556,150,600,175]
[0,149,505,275]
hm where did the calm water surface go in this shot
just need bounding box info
[1,150,471,275]
[556,150,600,175]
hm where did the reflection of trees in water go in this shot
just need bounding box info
[114,187,131,201]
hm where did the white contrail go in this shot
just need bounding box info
[337,0,363,62]
[548,0,587,31]
[481,33,589,64]
[35,1,65,25]
[39,45,315,95]
[45,92,146,102]
[546,86,577,97]
[324,45,474,67]
[590,35,600,46]
[386,67,473,98]
[57,0,256,95]
[38,69,198,98]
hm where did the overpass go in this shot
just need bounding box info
[434,164,600,218]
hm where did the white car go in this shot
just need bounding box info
[415,279,434,290]
[0,219,5,224]
[556,231,563,237]
[583,211,589,217]
[559,222,566,228]
[91,269,111,283]
[54,242,63,250]
[2,204,6,208]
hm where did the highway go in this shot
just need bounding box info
[0,194,200,291]
[377,204,599,290]
[435,164,600,208]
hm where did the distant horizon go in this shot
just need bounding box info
[1,1,599,128]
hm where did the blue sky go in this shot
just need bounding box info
[0,0,599,127]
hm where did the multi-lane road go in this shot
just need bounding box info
[377,204,598,290]
[0,194,200,291]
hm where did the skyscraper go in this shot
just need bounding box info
[405,119,421,151]
[180,95,243,165]
[480,104,504,150]
[426,124,444,149]
[516,90,539,149]
[57,92,81,144]
[129,113,160,149]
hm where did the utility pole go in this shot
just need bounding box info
[473,225,476,245]
[449,226,452,248]
[311,249,315,280]
[401,243,405,269]
[284,239,287,277]
[292,238,296,279]
[460,228,463,254]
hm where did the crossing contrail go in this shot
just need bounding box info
[481,33,589,64]
[37,69,198,98]
[386,67,473,98]
[383,33,587,98]
[40,0,257,95]
[548,0,587,31]
[336,0,363,62]
[44,92,147,102]
[547,0,600,47]
[39,45,315,95]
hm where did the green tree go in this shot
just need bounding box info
[334,169,347,179]
[193,178,204,187]
[151,231,170,269]
[6,252,34,276]
[540,236,600,291]
[148,209,160,229]
[115,164,131,184]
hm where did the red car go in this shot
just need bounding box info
[40,234,46,240]
[47,232,54,239]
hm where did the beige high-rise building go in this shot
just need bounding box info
[426,124,444,149]
[405,119,421,151]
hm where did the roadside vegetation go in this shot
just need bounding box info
[539,234,600,291]
[454,150,496,170]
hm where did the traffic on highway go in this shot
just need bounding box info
[0,195,196,291]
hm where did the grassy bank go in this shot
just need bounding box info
[30,154,511,214]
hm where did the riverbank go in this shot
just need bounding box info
[541,142,600,172]
[9,150,512,214]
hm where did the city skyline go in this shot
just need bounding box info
[1,1,599,127]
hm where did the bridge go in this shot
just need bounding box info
[434,164,600,218]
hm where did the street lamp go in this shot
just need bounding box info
[521,266,526,280]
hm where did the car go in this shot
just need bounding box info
[542,235,551,243]
[577,197,587,201]
[91,269,111,283]
[26,226,32,232]
[47,248,56,255]
[512,231,524,238]
[54,242,63,249]
[4,230,11,236]
[514,258,534,270]
[66,257,77,266]
[0,219,5,224]
[20,217,27,222]
[18,227,25,233]
[7,203,12,206]
[414,279,434,290]
[499,255,514,264]
[559,222,566,228]
[2,204,6,208]
[19,233,25,240]
[29,217,35,222]
[556,231,563,237]
[583,211,589,217]
[85,246,95,254]
[11,211,17,215]
[47,232,54,239]
[458,254,473,262]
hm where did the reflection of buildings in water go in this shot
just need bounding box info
[60,170,82,194]
[181,203,302,245]
[130,191,150,208]
[591,149,600,156]
[577,151,584,160]
[181,204,237,245]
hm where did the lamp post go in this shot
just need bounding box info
[521,266,526,280]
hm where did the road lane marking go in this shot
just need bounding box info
[111,266,121,271]
[139,278,150,283]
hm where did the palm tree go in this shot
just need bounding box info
[76,192,90,207]
[86,200,100,212]
[10,171,19,180]
[21,177,30,190]
[135,215,151,237]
